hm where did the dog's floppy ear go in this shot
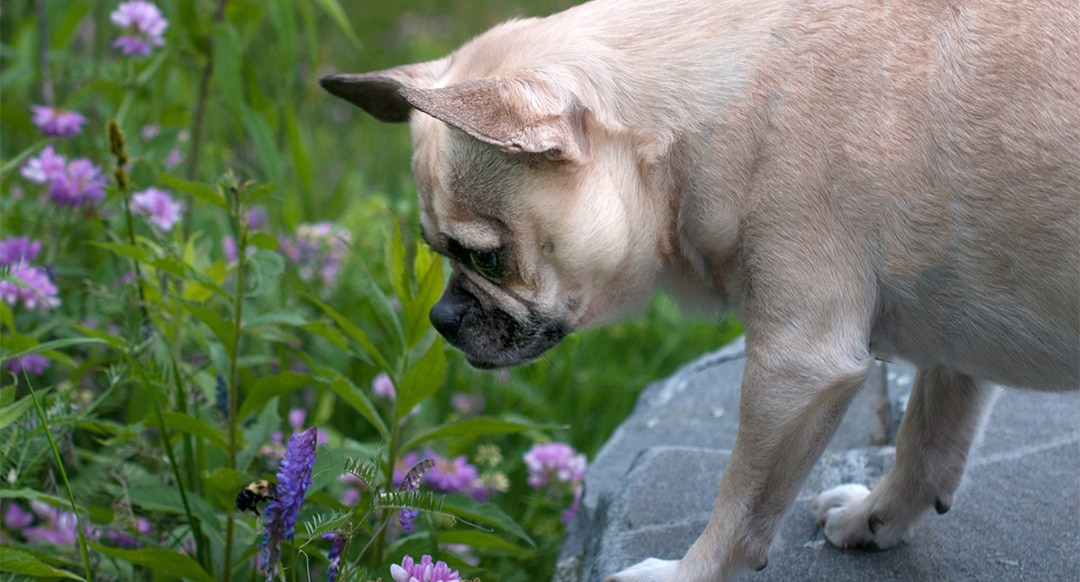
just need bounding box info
[319,58,449,123]
[400,78,589,163]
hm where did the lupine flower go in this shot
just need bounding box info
[110,1,168,56]
[372,371,395,399]
[279,222,351,288]
[49,159,107,207]
[130,188,183,231]
[20,146,67,184]
[390,555,461,582]
[0,237,42,266]
[322,532,348,582]
[30,106,86,138]
[0,264,61,311]
[260,426,318,580]
[523,442,586,490]
[3,354,51,376]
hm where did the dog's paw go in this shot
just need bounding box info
[812,483,907,550]
[604,558,679,582]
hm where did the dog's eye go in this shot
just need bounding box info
[468,249,501,279]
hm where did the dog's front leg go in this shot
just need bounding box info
[608,344,871,582]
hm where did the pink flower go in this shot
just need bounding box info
[0,237,42,266]
[523,442,586,490]
[390,555,461,582]
[49,159,107,207]
[30,106,86,138]
[111,1,168,56]
[20,146,67,184]
[372,371,395,399]
[0,264,60,311]
[130,187,183,231]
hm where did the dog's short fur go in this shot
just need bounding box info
[321,0,1079,579]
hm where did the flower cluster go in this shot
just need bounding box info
[523,441,587,524]
[321,532,347,582]
[260,426,318,580]
[279,222,351,288]
[390,555,461,582]
[394,451,487,501]
[130,187,184,231]
[30,106,86,138]
[110,1,168,56]
[21,145,107,208]
[0,236,60,314]
[2,501,151,549]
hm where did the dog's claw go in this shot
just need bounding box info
[605,558,679,582]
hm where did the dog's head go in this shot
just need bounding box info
[321,49,670,368]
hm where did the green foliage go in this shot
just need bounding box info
[0,1,741,581]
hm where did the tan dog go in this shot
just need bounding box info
[320,0,1080,579]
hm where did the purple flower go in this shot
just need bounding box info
[372,371,395,399]
[20,146,67,184]
[0,237,42,266]
[390,555,461,582]
[523,442,586,490]
[279,222,351,288]
[562,485,583,525]
[50,159,107,207]
[260,426,318,580]
[426,455,480,496]
[322,532,348,582]
[248,206,269,231]
[3,503,34,530]
[4,354,51,376]
[130,187,183,231]
[288,408,306,430]
[141,124,160,140]
[23,501,79,546]
[102,517,151,549]
[0,264,61,311]
[30,106,86,138]
[110,1,168,56]
[164,147,184,168]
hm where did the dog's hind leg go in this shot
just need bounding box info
[813,366,999,549]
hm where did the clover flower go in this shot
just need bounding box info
[321,532,348,582]
[426,455,481,496]
[0,237,42,266]
[49,159,107,207]
[523,442,586,490]
[110,1,168,56]
[390,555,461,582]
[20,146,67,184]
[260,426,318,580]
[30,106,86,138]
[130,187,183,231]
[3,354,51,376]
[0,264,61,311]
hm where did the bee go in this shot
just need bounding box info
[236,480,278,516]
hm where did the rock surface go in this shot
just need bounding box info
[556,338,1080,581]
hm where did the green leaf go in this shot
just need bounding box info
[187,305,236,357]
[246,249,285,298]
[0,488,67,505]
[238,372,314,420]
[354,263,404,352]
[244,309,308,329]
[88,544,213,582]
[242,108,283,184]
[311,0,363,50]
[440,493,535,548]
[89,241,151,262]
[400,417,555,452]
[0,338,106,361]
[437,530,530,552]
[324,375,389,440]
[0,547,85,580]
[285,108,312,193]
[0,301,13,330]
[206,467,248,510]
[1,392,37,429]
[212,22,244,120]
[405,244,443,347]
[158,173,228,210]
[388,215,410,301]
[301,321,347,350]
[249,232,279,250]
[0,140,52,179]
[160,411,228,450]
[304,295,388,370]
[396,339,446,420]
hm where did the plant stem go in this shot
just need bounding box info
[23,370,92,581]
[36,0,54,106]
[371,376,401,565]
[223,184,247,582]
[184,0,230,180]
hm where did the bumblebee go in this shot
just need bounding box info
[236,480,277,516]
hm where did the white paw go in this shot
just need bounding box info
[812,483,871,525]
[813,484,879,549]
[605,558,680,582]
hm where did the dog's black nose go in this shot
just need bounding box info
[429,284,474,343]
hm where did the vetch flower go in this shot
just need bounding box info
[30,106,86,138]
[524,442,586,490]
[390,555,461,582]
[0,237,42,266]
[0,264,61,311]
[49,159,107,207]
[20,146,67,184]
[130,187,183,231]
[110,1,168,56]
[3,354,51,376]
[260,426,318,580]
[322,532,348,582]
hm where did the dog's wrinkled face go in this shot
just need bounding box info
[321,64,664,368]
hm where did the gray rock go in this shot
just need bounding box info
[557,337,1080,581]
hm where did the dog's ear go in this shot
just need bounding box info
[400,78,589,163]
[319,58,449,123]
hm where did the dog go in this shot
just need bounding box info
[320,0,1079,579]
